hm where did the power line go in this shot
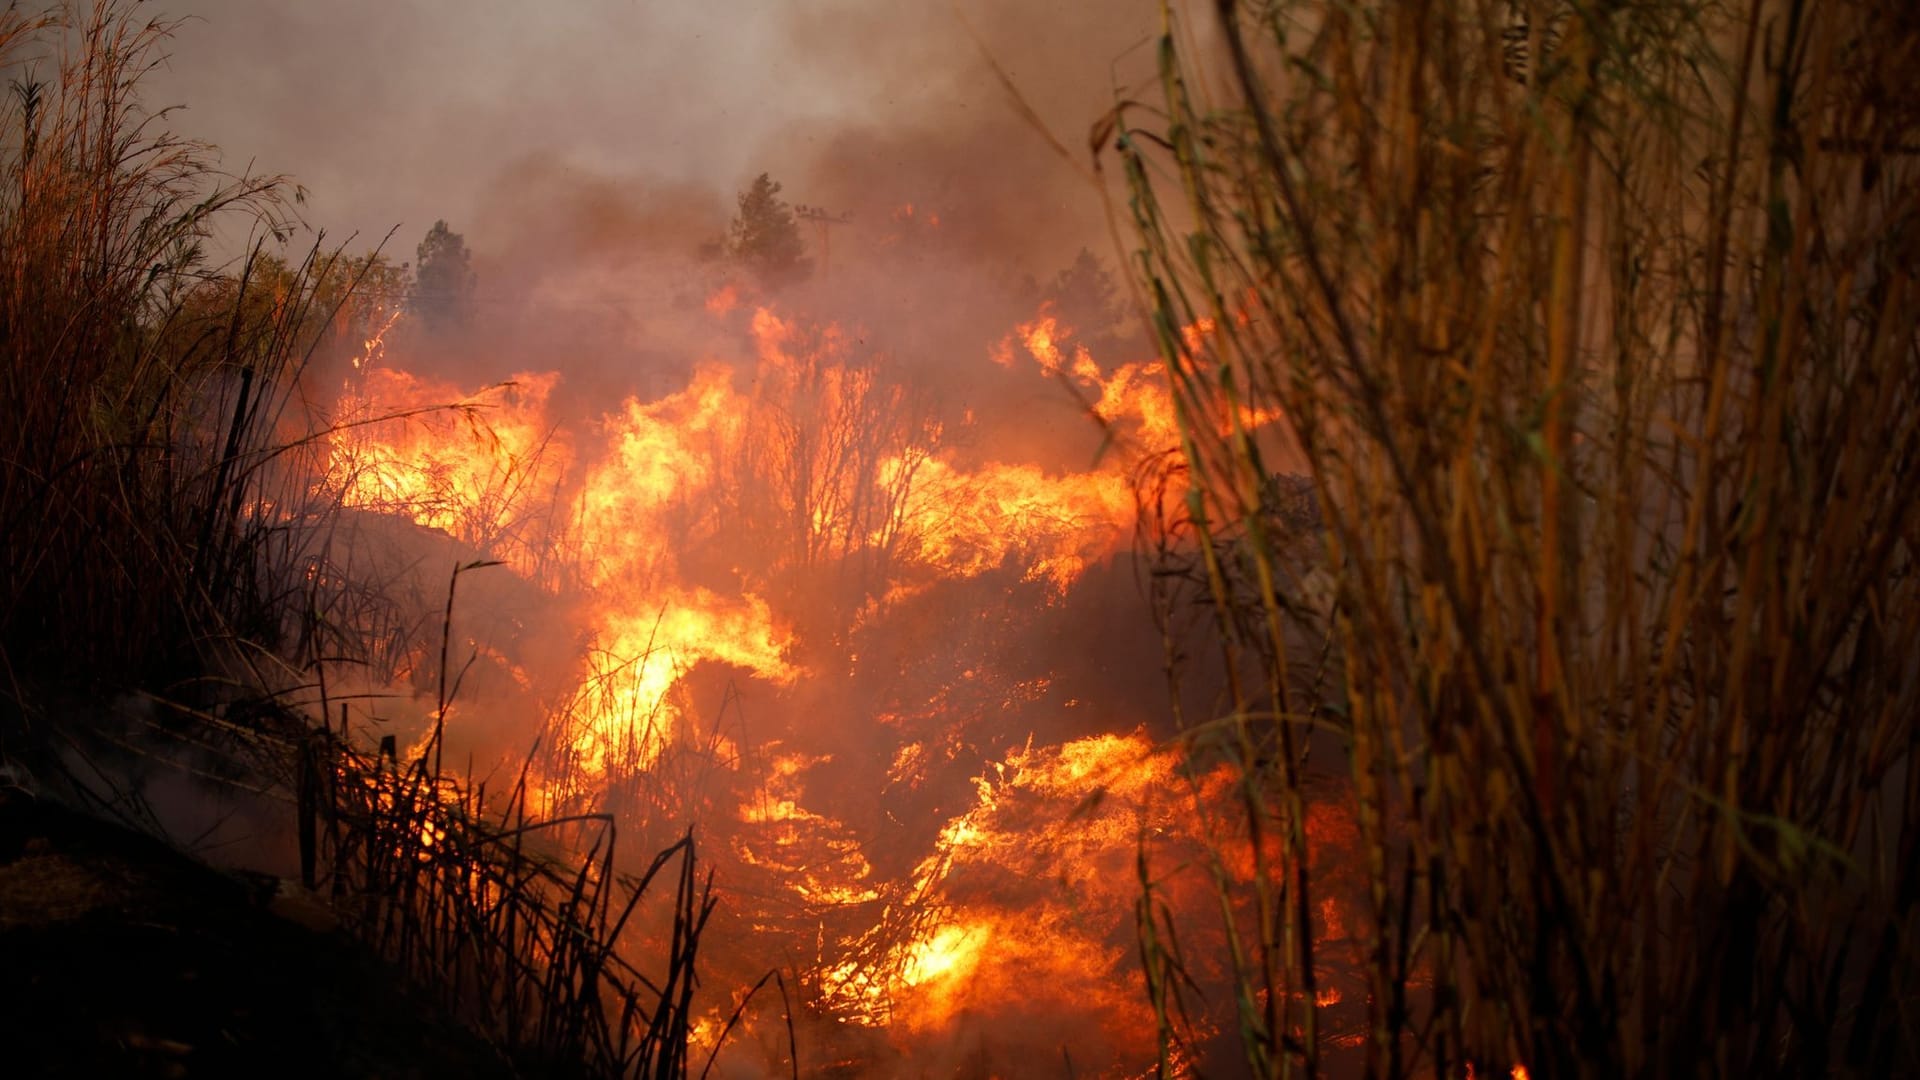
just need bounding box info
[794,205,852,281]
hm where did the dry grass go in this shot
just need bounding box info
[1,6,750,1074]
[0,1,391,706]
[306,703,720,1076]
[1113,0,1920,1075]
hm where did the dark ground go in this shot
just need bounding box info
[0,786,513,1080]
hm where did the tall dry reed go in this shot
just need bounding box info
[1114,1,1919,1075]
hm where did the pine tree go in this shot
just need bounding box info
[1037,248,1144,362]
[726,173,810,286]
[413,220,476,333]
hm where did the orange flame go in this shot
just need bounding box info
[319,292,1330,1070]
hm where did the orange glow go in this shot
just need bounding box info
[999,306,1280,456]
[327,368,569,579]
[891,202,940,229]
[705,282,741,315]
[1001,308,1184,452]
[889,456,1133,592]
[318,292,1331,1073]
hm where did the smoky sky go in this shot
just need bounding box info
[144,0,1168,275]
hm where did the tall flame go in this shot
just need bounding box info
[317,290,1325,1073]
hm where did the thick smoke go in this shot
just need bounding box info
[150,0,1166,276]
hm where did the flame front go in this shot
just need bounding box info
[319,288,1314,1074]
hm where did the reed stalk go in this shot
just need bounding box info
[1115,0,1920,1074]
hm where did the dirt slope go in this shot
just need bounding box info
[0,787,514,1079]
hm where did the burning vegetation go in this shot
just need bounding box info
[314,263,1272,1072]
[3,1,1919,1078]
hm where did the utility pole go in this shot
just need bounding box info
[794,205,852,281]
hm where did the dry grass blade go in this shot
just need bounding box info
[1114,0,1920,1075]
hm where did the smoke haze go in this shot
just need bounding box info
[147,0,1165,275]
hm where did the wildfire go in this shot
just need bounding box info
[705,282,741,316]
[997,306,1285,460]
[317,288,1331,1074]
[888,456,1133,593]
[995,308,1182,453]
[328,368,569,580]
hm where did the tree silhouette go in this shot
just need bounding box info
[727,173,810,286]
[413,219,475,333]
[1033,248,1145,363]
